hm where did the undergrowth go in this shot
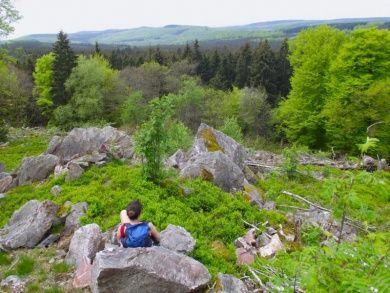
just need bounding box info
[1,132,389,292]
[0,162,284,276]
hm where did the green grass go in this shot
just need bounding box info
[16,255,36,276]
[52,262,71,274]
[0,251,11,266]
[1,162,284,276]
[0,131,49,172]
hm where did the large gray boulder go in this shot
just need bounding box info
[180,152,245,192]
[362,155,376,172]
[0,174,13,193]
[165,149,188,169]
[66,224,104,267]
[47,127,134,162]
[0,200,59,249]
[190,123,247,169]
[215,273,249,293]
[160,224,195,254]
[15,154,59,185]
[65,162,84,182]
[64,202,88,236]
[90,246,211,293]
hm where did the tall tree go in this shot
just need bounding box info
[323,27,390,154]
[33,53,55,118]
[276,38,291,98]
[235,43,252,88]
[94,41,101,55]
[153,47,165,65]
[52,31,76,106]
[0,0,21,38]
[182,43,192,60]
[251,39,278,106]
[276,26,345,148]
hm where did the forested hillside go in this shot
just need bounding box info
[10,17,390,46]
[1,3,390,292]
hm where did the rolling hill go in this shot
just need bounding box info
[10,17,390,47]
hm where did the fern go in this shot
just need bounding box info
[357,136,380,155]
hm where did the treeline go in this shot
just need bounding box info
[1,25,389,158]
[0,32,291,134]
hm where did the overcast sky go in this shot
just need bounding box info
[9,0,390,38]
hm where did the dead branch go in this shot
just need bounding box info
[277,204,312,211]
[241,219,261,231]
[248,267,266,289]
[281,190,376,232]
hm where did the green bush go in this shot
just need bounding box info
[52,262,71,273]
[0,162,284,276]
[219,117,243,143]
[164,120,193,156]
[15,255,35,276]
[120,91,148,128]
[281,146,299,179]
[134,97,173,182]
[0,251,11,266]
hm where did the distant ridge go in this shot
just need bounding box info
[11,17,390,47]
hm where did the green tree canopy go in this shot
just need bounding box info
[276,26,345,148]
[0,0,21,37]
[33,53,55,117]
[323,28,390,154]
[53,54,126,128]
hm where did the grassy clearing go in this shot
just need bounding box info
[0,128,51,172]
[0,162,284,276]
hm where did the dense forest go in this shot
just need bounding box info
[1,24,390,158]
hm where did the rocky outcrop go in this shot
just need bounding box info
[0,275,26,293]
[243,181,263,207]
[235,226,284,265]
[64,202,88,236]
[215,273,249,293]
[73,256,93,289]
[190,123,247,169]
[47,126,134,162]
[15,154,59,185]
[0,200,59,249]
[180,152,245,192]
[165,124,250,192]
[294,208,357,242]
[0,174,13,193]
[165,149,188,169]
[90,246,211,293]
[66,224,104,267]
[160,224,196,254]
[51,185,61,196]
[362,155,376,172]
[65,162,84,182]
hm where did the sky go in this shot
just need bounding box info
[9,0,390,38]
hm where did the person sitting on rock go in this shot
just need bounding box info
[117,200,160,248]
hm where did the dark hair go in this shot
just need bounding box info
[126,200,142,220]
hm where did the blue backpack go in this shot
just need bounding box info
[122,222,151,248]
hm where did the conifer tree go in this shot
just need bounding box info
[276,38,291,98]
[94,41,101,55]
[235,43,252,87]
[251,39,278,106]
[52,31,76,106]
[154,47,165,65]
[182,43,192,60]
